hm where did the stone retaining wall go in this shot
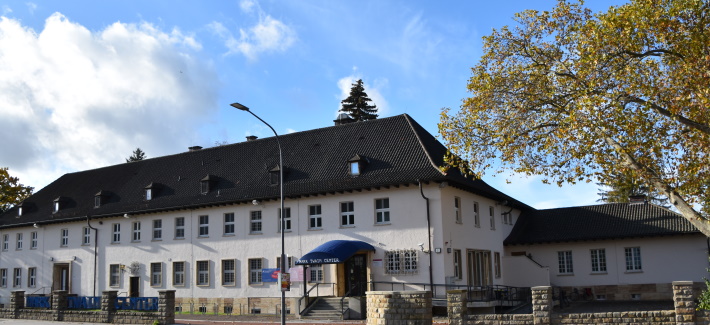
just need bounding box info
[0,290,174,324]
[448,281,708,325]
[367,290,432,325]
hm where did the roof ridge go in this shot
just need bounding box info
[402,114,445,177]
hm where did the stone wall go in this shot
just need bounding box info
[367,290,432,325]
[0,290,174,325]
[175,296,296,315]
[447,281,710,325]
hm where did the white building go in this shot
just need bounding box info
[0,114,704,313]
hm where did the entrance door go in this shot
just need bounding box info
[467,250,492,287]
[52,263,71,293]
[345,254,367,296]
[129,277,140,297]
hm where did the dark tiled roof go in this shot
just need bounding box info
[1,114,531,228]
[504,203,700,245]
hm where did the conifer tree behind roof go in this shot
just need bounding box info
[340,79,378,121]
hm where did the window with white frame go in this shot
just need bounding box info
[473,202,480,227]
[375,198,390,224]
[494,252,501,278]
[278,208,291,232]
[250,211,262,233]
[340,202,355,227]
[454,197,461,223]
[16,233,22,250]
[558,251,573,274]
[223,213,235,235]
[196,260,210,286]
[28,267,36,288]
[172,261,185,286]
[222,259,236,286]
[385,249,418,275]
[625,247,642,271]
[2,234,7,251]
[249,258,263,284]
[145,188,152,201]
[13,268,21,287]
[82,226,91,245]
[489,206,496,230]
[0,269,6,287]
[30,231,38,249]
[198,215,209,237]
[152,219,162,240]
[150,262,162,286]
[109,264,120,287]
[112,224,120,243]
[175,217,185,239]
[61,229,69,247]
[309,264,323,283]
[453,249,462,280]
[591,249,607,273]
[309,205,322,229]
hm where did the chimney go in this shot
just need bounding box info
[188,146,203,152]
[334,113,355,126]
[246,136,258,141]
[629,195,647,205]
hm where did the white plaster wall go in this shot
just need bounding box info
[501,256,550,287]
[505,235,708,287]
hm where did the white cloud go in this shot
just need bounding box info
[2,5,12,15]
[26,2,37,14]
[336,75,389,118]
[239,0,256,13]
[0,13,219,190]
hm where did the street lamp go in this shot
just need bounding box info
[231,102,287,325]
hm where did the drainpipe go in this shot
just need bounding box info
[418,180,434,291]
[86,216,98,297]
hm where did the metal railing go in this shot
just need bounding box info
[298,282,336,315]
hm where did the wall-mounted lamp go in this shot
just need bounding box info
[418,243,430,254]
[123,213,130,219]
[49,257,54,262]
[252,200,261,206]
[434,248,442,254]
[447,248,452,254]
[33,223,39,229]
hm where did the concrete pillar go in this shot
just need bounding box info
[159,290,176,325]
[447,290,467,325]
[673,281,696,325]
[532,286,552,325]
[52,290,67,310]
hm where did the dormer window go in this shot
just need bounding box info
[348,154,367,176]
[94,190,105,208]
[17,203,23,217]
[269,166,280,185]
[144,183,159,201]
[145,188,152,200]
[53,197,63,213]
[201,175,213,194]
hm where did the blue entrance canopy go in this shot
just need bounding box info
[295,240,375,265]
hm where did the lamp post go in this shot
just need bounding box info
[231,102,286,325]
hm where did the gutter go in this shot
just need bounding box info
[86,216,98,297]
[417,180,434,291]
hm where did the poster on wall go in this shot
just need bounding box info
[262,268,279,282]
[288,267,304,282]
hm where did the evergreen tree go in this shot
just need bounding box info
[126,148,146,162]
[340,79,378,121]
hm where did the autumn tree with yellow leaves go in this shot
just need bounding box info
[439,0,710,234]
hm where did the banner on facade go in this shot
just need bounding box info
[262,268,279,282]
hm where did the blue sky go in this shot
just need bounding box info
[0,0,627,209]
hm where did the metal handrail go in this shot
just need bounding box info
[29,287,50,295]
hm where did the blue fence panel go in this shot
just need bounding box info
[67,296,101,309]
[115,297,158,311]
[26,296,51,308]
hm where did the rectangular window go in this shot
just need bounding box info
[453,249,462,280]
[94,195,101,208]
[222,259,236,286]
[558,251,573,274]
[28,267,36,288]
[249,258,263,284]
[30,231,38,249]
[16,233,22,250]
[309,264,323,283]
[109,264,120,287]
[489,206,495,230]
[473,202,480,227]
[196,260,210,286]
[0,269,6,287]
[83,226,91,245]
[175,217,185,239]
[250,211,262,233]
[454,197,461,223]
[223,213,235,235]
[278,208,291,232]
[132,222,141,241]
[198,215,209,237]
[151,262,162,286]
[13,268,21,287]
[173,261,185,286]
[2,234,7,251]
[145,188,152,201]
[309,205,322,229]
[385,249,418,275]
[591,249,607,273]
[61,229,69,247]
[625,247,642,271]
[340,202,355,226]
[494,252,501,278]
[375,198,390,224]
[153,219,162,240]
[112,224,120,243]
